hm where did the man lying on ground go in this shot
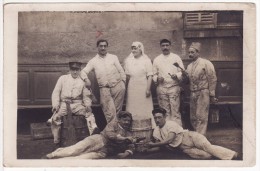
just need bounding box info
[144,108,238,160]
[43,111,141,159]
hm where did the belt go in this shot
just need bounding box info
[61,99,82,104]
[190,88,207,92]
[99,80,122,88]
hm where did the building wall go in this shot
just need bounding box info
[18,11,243,107]
[18,11,184,64]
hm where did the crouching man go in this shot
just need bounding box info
[43,111,138,159]
[144,108,238,160]
[47,62,100,148]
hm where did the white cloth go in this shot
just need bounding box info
[186,57,217,96]
[152,53,184,89]
[153,120,185,148]
[52,74,92,108]
[81,53,126,88]
[124,55,154,122]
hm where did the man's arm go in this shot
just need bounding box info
[82,87,92,112]
[175,56,186,80]
[103,122,132,143]
[205,61,217,97]
[80,60,94,87]
[51,76,63,113]
[152,59,159,84]
[147,132,176,148]
[114,56,126,83]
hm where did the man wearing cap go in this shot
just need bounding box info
[144,108,238,160]
[47,62,100,147]
[183,42,217,135]
[152,39,184,126]
[81,39,126,123]
[43,111,138,159]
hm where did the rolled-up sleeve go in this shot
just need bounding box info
[152,59,159,82]
[81,60,94,81]
[176,56,185,80]
[114,56,126,82]
[103,122,119,141]
[145,58,153,77]
[82,87,92,108]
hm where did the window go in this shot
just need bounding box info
[184,12,217,29]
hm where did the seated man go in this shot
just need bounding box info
[47,62,100,148]
[144,108,238,160]
[43,111,139,159]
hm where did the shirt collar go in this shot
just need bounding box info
[97,53,108,59]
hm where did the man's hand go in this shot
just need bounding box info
[124,136,136,144]
[169,73,178,80]
[144,142,156,148]
[85,106,92,113]
[146,90,151,97]
[52,105,60,113]
[84,78,91,88]
[157,76,164,83]
[210,96,218,104]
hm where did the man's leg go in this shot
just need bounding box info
[100,88,117,123]
[189,131,237,160]
[111,81,125,116]
[73,104,99,135]
[182,148,212,159]
[195,90,210,135]
[180,131,212,159]
[157,88,171,120]
[190,92,199,132]
[168,86,182,126]
[51,103,67,144]
[56,151,106,159]
[46,134,105,159]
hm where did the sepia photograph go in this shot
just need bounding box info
[3,2,256,167]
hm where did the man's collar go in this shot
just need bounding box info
[97,53,108,59]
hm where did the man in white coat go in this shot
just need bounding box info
[184,42,218,135]
[47,62,99,147]
[153,39,184,126]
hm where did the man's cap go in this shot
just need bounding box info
[190,42,201,52]
[152,108,167,115]
[69,62,82,70]
[117,111,133,120]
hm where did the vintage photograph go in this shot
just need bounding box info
[3,3,256,167]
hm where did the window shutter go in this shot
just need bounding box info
[185,12,217,29]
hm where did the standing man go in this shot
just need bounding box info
[184,42,217,135]
[81,39,126,123]
[47,62,99,148]
[144,108,238,160]
[152,39,184,126]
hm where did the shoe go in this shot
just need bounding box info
[91,127,101,135]
[117,152,131,159]
[232,152,239,160]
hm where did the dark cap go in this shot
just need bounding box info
[152,108,167,116]
[117,111,133,120]
[69,62,82,70]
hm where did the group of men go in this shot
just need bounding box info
[43,39,237,160]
